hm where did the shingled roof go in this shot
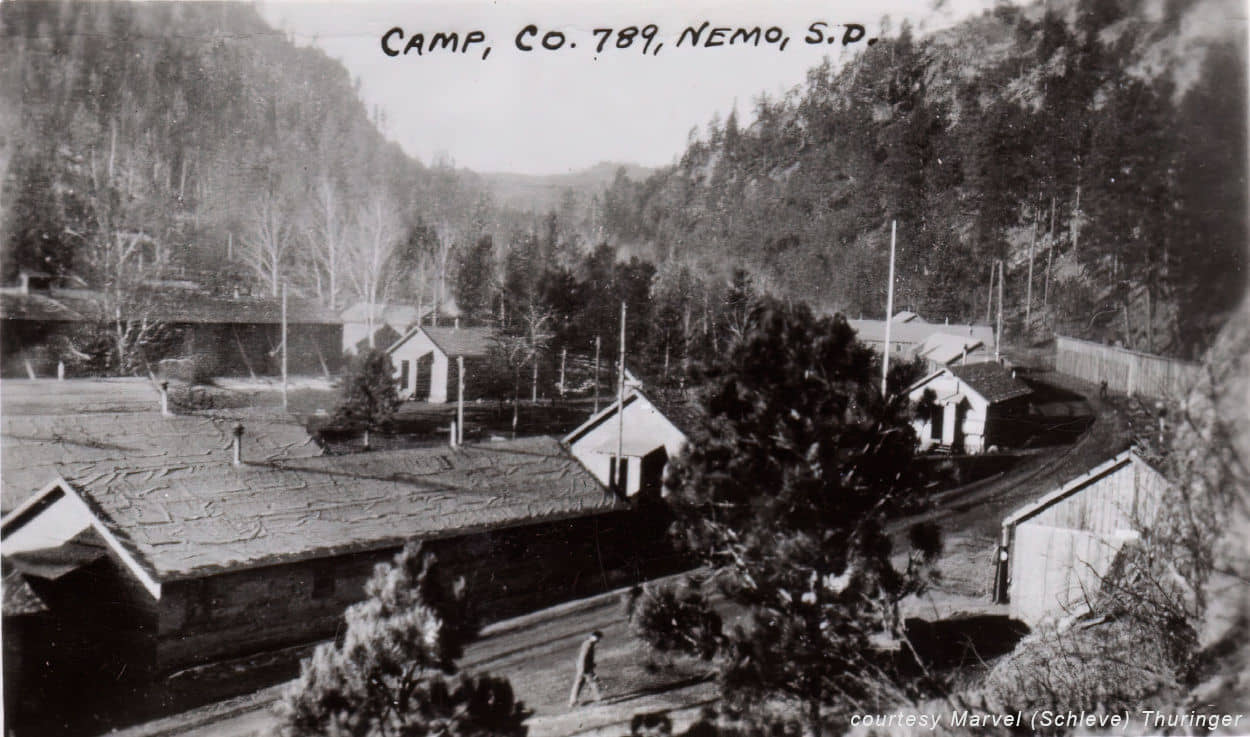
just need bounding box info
[948,362,1033,403]
[22,436,615,583]
[1,408,322,513]
[0,288,341,325]
[390,325,497,357]
[340,302,428,326]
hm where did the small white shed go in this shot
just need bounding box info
[563,391,690,497]
[906,362,1033,453]
[386,324,495,403]
[996,450,1167,626]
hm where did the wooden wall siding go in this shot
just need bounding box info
[152,508,677,674]
[1055,335,1201,401]
[1009,523,1125,625]
[1025,457,1165,535]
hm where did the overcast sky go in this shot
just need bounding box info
[258,0,997,175]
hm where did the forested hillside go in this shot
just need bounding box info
[2,0,1243,366]
[595,0,1246,358]
[0,1,524,312]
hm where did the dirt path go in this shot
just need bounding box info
[112,577,716,737]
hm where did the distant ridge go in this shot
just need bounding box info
[475,162,655,213]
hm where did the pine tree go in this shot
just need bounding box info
[334,349,400,449]
[278,543,530,737]
[633,299,941,735]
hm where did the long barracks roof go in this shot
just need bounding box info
[32,435,617,582]
[0,408,322,514]
[0,288,341,325]
[340,301,428,325]
[847,316,996,349]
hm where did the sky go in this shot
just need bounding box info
[259,0,999,176]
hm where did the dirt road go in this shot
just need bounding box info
[113,579,717,737]
[108,373,1131,737]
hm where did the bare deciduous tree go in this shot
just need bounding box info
[345,190,403,347]
[241,186,293,298]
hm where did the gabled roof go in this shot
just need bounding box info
[388,325,497,358]
[948,362,1033,403]
[891,310,925,324]
[2,436,617,584]
[848,316,995,348]
[915,332,986,365]
[908,362,1032,406]
[1002,449,1158,528]
[563,389,697,446]
[340,301,428,326]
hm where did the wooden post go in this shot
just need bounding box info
[882,221,896,397]
[616,302,626,494]
[281,283,288,410]
[593,335,601,414]
[1025,218,1035,327]
[457,355,465,445]
[559,347,567,398]
[986,260,995,324]
[1071,182,1081,258]
[996,260,1004,362]
[1044,195,1055,308]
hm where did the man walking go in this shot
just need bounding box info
[568,630,604,707]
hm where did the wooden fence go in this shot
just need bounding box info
[1055,335,1202,401]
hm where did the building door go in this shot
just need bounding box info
[941,403,957,446]
[414,353,434,401]
[930,403,944,444]
[953,401,968,451]
[399,360,410,394]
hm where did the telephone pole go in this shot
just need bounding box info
[882,220,896,398]
[615,302,627,494]
[593,335,601,414]
[281,282,288,410]
[996,260,1004,361]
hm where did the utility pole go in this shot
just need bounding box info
[281,282,288,410]
[1071,182,1081,258]
[986,260,995,324]
[593,335,601,414]
[559,347,567,398]
[1025,218,1036,327]
[881,220,896,398]
[457,355,464,446]
[1045,195,1056,308]
[616,301,626,495]
[996,260,1004,362]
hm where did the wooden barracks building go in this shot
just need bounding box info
[1,415,679,735]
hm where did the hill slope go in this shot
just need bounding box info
[595,0,1246,358]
